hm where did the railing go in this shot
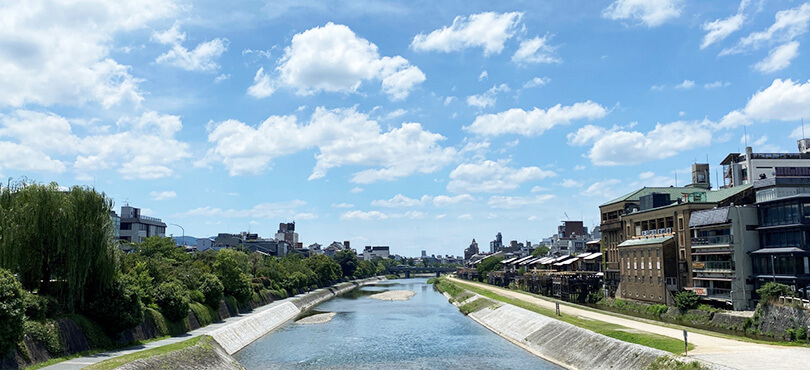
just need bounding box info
[707,287,731,300]
[692,261,733,271]
[691,235,731,246]
[140,215,163,223]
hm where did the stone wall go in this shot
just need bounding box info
[757,303,810,339]
[209,277,383,355]
[115,336,243,370]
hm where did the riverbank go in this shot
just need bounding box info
[444,276,810,370]
[42,277,384,370]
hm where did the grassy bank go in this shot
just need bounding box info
[435,277,693,354]
[84,336,204,370]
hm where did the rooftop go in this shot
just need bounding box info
[601,183,752,208]
[618,235,674,247]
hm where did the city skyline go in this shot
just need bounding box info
[2,0,810,256]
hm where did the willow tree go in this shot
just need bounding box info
[0,181,118,311]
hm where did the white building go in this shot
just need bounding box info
[363,246,390,261]
[118,206,166,243]
[722,142,810,189]
[195,238,215,251]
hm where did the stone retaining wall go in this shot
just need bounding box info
[209,277,383,355]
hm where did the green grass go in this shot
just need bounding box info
[24,335,170,370]
[445,278,694,354]
[459,298,497,315]
[84,336,204,370]
[646,356,707,370]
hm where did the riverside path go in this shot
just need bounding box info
[447,276,810,370]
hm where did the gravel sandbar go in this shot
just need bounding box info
[296,312,336,325]
[369,290,416,301]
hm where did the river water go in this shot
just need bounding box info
[235,278,559,369]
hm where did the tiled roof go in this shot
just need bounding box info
[689,207,730,227]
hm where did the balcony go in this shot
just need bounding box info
[693,261,733,272]
[691,235,731,246]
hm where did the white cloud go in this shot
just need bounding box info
[331,203,354,208]
[465,101,607,137]
[602,0,682,27]
[574,165,586,170]
[587,120,713,166]
[487,194,555,209]
[632,171,675,187]
[458,214,473,220]
[650,84,666,91]
[560,179,583,188]
[447,159,557,193]
[411,12,523,55]
[582,179,622,199]
[0,110,190,179]
[704,81,731,89]
[721,3,810,56]
[275,23,425,100]
[478,71,488,80]
[214,74,230,83]
[718,79,810,128]
[754,41,800,73]
[201,107,456,183]
[466,84,510,108]
[531,186,549,192]
[150,190,177,201]
[435,214,447,219]
[247,67,275,98]
[444,96,456,106]
[523,77,550,89]
[675,80,695,89]
[432,194,475,207]
[512,35,561,64]
[528,215,538,221]
[371,194,424,207]
[701,14,745,49]
[181,200,315,220]
[350,187,364,193]
[567,124,606,146]
[153,24,228,72]
[0,0,179,108]
[340,210,389,220]
[384,109,408,121]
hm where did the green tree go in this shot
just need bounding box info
[476,256,504,279]
[333,250,358,278]
[0,268,25,355]
[306,254,341,285]
[531,246,550,257]
[198,273,224,308]
[155,280,190,322]
[757,282,794,302]
[214,249,252,303]
[0,182,118,312]
[674,290,700,311]
[83,276,144,335]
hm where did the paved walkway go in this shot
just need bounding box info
[448,277,810,370]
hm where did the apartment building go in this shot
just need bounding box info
[118,206,166,243]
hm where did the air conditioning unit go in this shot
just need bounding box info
[665,227,672,234]
[641,230,648,236]
[658,228,665,235]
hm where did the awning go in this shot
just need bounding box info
[577,252,594,259]
[500,257,518,264]
[693,277,732,282]
[512,255,535,265]
[584,252,603,260]
[619,235,674,247]
[750,247,807,255]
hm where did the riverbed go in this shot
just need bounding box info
[234,278,560,369]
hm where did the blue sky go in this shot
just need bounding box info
[2,0,810,257]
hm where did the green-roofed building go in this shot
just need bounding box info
[599,167,755,301]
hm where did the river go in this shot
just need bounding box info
[234,278,560,369]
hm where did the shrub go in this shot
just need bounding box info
[0,268,25,355]
[145,308,169,337]
[23,320,63,356]
[674,290,700,311]
[82,277,144,336]
[189,290,205,304]
[797,327,808,342]
[647,304,668,317]
[757,282,794,302]
[198,273,224,309]
[189,302,216,327]
[64,314,113,349]
[23,292,58,321]
[155,280,190,322]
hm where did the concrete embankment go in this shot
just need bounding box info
[448,290,670,370]
[209,277,384,355]
[113,336,243,370]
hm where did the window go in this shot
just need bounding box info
[658,277,662,285]
[679,218,684,230]
[657,261,660,269]
[120,223,131,230]
[656,249,660,257]
[648,261,652,269]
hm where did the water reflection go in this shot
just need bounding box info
[235,278,559,369]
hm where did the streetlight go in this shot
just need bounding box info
[170,223,185,246]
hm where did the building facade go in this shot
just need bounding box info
[752,195,810,299]
[688,206,758,310]
[118,206,166,243]
[464,239,479,261]
[363,246,390,260]
[617,236,678,304]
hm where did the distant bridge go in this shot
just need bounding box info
[388,266,457,278]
